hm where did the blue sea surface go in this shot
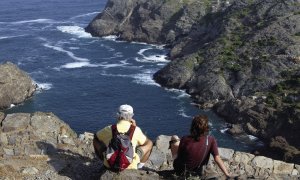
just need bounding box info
[0,0,260,151]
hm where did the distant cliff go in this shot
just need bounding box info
[86,0,300,164]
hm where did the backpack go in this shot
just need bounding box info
[106,124,136,171]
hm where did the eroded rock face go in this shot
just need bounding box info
[0,62,36,110]
[0,113,299,179]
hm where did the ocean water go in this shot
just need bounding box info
[0,0,260,151]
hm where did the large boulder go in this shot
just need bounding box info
[0,62,36,109]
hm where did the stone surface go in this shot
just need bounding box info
[218,148,234,161]
[273,160,294,175]
[234,152,255,165]
[252,156,274,169]
[2,113,31,132]
[1,112,300,179]
[22,167,39,175]
[0,62,36,110]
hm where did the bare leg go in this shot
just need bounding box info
[137,139,153,163]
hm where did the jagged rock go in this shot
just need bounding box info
[2,113,31,132]
[273,160,294,175]
[233,152,255,165]
[251,156,274,170]
[0,62,36,110]
[22,167,39,175]
[155,135,171,154]
[218,148,234,161]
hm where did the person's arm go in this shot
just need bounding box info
[210,137,231,177]
[214,155,230,177]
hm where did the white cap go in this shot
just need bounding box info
[118,104,133,114]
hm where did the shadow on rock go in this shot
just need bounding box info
[36,141,104,180]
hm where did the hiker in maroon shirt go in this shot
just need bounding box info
[170,115,231,177]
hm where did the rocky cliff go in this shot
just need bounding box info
[0,62,36,110]
[0,112,299,179]
[86,0,300,163]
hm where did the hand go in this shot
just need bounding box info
[130,119,136,126]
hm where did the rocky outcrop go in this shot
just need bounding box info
[86,0,300,164]
[0,113,299,179]
[85,0,232,44]
[0,62,36,110]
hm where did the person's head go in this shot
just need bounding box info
[117,104,134,121]
[190,114,209,140]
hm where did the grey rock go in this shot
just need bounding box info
[0,62,36,110]
[252,156,274,170]
[155,135,171,154]
[3,148,14,156]
[22,167,39,175]
[273,160,294,175]
[147,146,166,169]
[218,148,234,161]
[2,113,31,132]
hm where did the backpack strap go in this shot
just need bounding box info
[111,124,118,137]
[126,125,136,140]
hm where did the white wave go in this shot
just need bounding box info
[60,62,99,69]
[0,35,27,40]
[36,82,53,91]
[178,108,192,118]
[102,35,118,41]
[136,48,169,63]
[100,72,131,78]
[43,43,89,62]
[2,19,58,25]
[220,128,229,134]
[10,104,15,108]
[132,70,160,86]
[130,41,166,49]
[247,135,258,141]
[70,12,100,19]
[57,26,92,38]
[168,89,191,99]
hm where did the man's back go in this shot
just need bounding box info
[96,120,147,169]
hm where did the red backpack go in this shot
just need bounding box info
[106,124,136,171]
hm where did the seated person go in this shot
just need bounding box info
[170,114,231,177]
[93,104,153,170]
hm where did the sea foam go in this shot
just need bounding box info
[60,62,99,69]
[35,82,53,91]
[136,48,168,63]
[57,26,92,38]
[43,43,89,62]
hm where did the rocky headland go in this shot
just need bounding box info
[1,112,299,179]
[0,62,36,110]
[86,0,300,163]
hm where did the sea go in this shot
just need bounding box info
[0,0,261,151]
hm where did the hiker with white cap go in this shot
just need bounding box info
[93,104,153,171]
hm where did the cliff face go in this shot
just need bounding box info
[85,0,232,44]
[0,62,36,110]
[86,0,300,163]
[0,113,299,179]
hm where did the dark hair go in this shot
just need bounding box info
[190,115,209,141]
